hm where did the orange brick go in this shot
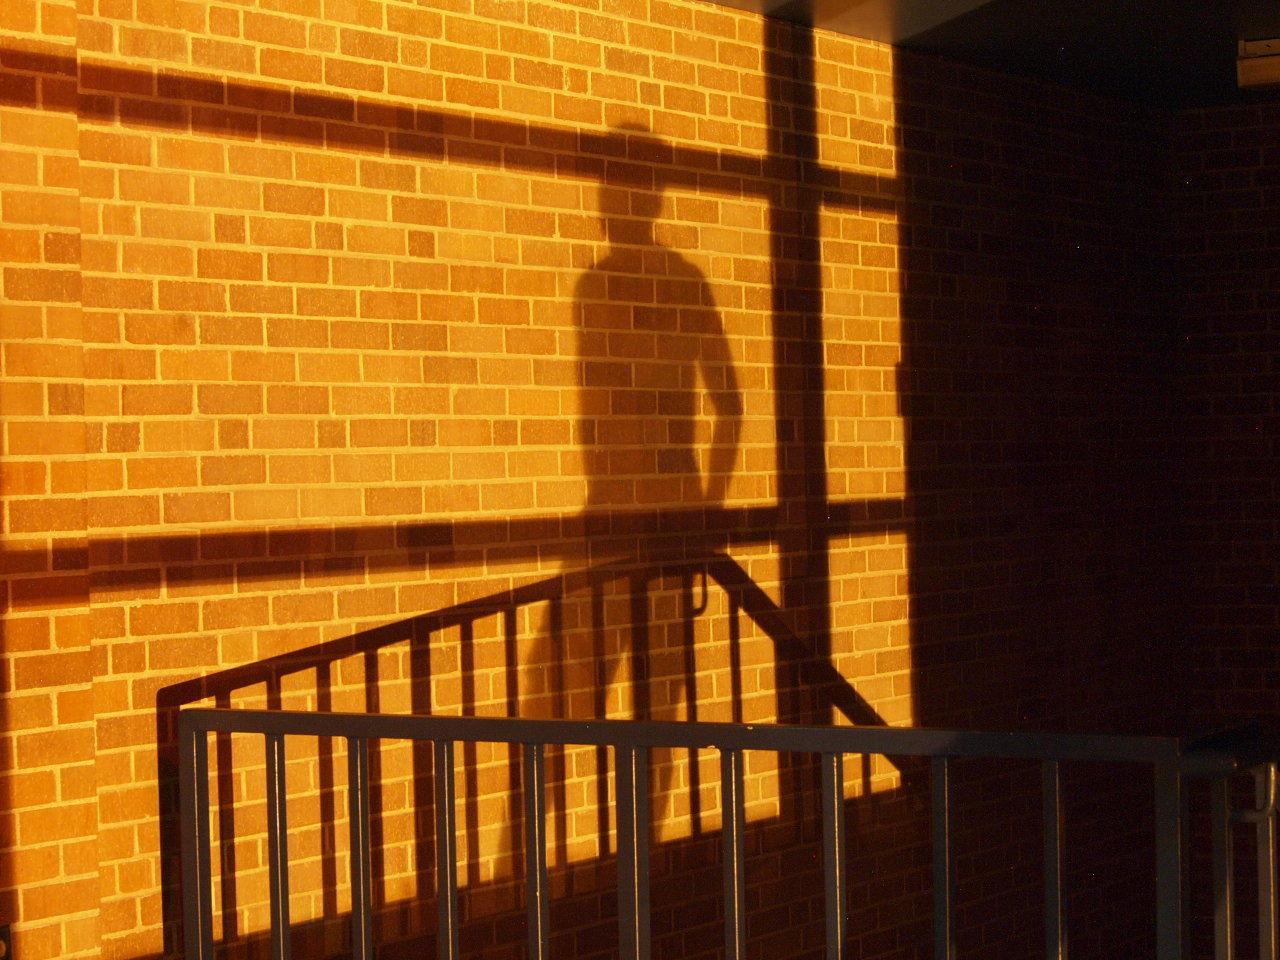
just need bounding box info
[1,189,79,227]
[4,266,79,301]
[197,383,263,414]
[139,419,217,452]
[0,460,47,495]
[82,275,154,309]
[7,419,84,455]
[119,168,191,204]
[157,280,225,311]
[202,595,269,630]
[365,486,422,515]
[88,495,160,528]
[157,137,226,173]
[267,454,331,483]
[232,488,297,520]
[350,418,407,447]
[267,252,329,283]
[261,47,323,83]
[121,383,193,415]
[3,342,76,379]
[271,592,333,624]
[197,248,263,280]
[128,602,198,637]
[163,491,231,523]
[263,182,325,215]
[248,215,312,247]
[252,418,315,448]
[200,454,266,485]
[325,56,385,91]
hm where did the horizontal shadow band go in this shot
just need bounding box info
[0,47,900,211]
[1,498,909,609]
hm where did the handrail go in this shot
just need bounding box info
[159,553,888,728]
[181,706,1220,768]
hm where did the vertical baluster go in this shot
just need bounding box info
[617,745,651,960]
[180,723,214,960]
[524,743,550,960]
[214,695,239,940]
[1212,776,1234,960]
[1042,761,1064,960]
[434,740,459,960]
[265,733,292,960]
[1258,765,1277,960]
[348,737,374,960]
[822,752,845,960]
[721,749,746,960]
[728,596,743,725]
[1154,762,1184,960]
[932,756,953,960]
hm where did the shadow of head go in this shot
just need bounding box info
[596,124,673,244]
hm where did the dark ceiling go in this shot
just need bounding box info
[902,0,1280,107]
[723,0,1280,107]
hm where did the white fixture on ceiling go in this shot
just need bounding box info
[1238,38,1280,88]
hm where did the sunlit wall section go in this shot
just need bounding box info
[812,34,911,736]
[1,0,921,956]
[0,3,98,959]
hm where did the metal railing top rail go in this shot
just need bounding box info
[179,704,1264,960]
[179,706,1247,775]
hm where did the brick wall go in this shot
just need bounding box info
[0,0,1216,957]
[895,54,1177,735]
[1174,101,1280,725]
[893,54,1179,960]
[4,1,913,956]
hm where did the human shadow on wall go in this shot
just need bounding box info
[561,122,744,820]
[575,125,742,514]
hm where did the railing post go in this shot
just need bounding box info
[434,740,459,960]
[265,732,292,960]
[1212,776,1234,960]
[348,737,374,960]
[524,743,550,960]
[617,745,651,960]
[721,749,746,960]
[1154,762,1184,960]
[179,720,214,960]
[1257,765,1277,960]
[1043,760,1065,960]
[933,756,954,960]
[822,752,845,960]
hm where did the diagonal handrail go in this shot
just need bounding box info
[158,552,888,728]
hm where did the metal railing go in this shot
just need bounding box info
[179,707,1263,960]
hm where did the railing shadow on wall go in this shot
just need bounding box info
[155,553,916,959]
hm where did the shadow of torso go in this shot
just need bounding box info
[576,245,737,510]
